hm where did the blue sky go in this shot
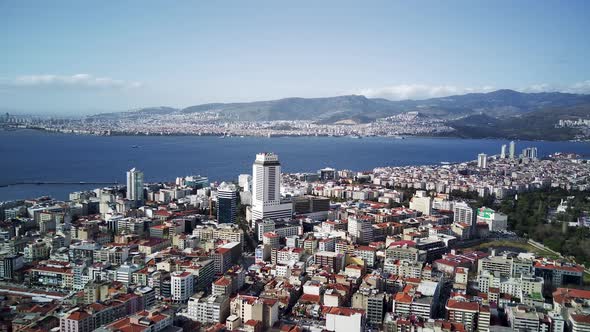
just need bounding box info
[1,1,589,114]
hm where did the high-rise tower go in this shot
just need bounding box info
[126,167,144,202]
[509,141,516,159]
[477,153,487,168]
[500,144,507,159]
[217,182,237,224]
[251,153,292,222]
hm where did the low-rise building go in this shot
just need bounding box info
[186,293,230,324]
[171,271,193,302]
[325,307,365,332]
[230,295,279,330]
[446,300,490,332]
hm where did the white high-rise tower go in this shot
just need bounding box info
[251,153,292,221]
[477,153,487,168]
[238,174,252,192]
[500,144,507,159]
[126,167,144,202]
[509,141,516,159]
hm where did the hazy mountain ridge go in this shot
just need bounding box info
[447,103,590,140]
[180,95,392,122]
[91,89,589,121]
[87,90,590,139]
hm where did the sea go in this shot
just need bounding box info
[1,129,590,201]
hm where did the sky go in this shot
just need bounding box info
[1,1,589,115]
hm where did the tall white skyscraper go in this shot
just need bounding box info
[126,167,144,202]
[251,153,292,221]
[454,201,476,237]
[522,147,538,160]
[238,174,252,192]
[500,144,507,159]
[509,141,516,159]
[477,153,487,168]
[531,147,538,160]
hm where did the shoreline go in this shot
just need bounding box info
[8,125,413,139]
[1,134,589,201]
[4,126,589,142]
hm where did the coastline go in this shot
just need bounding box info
[5,125,589,142]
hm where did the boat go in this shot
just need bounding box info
[131,145,139,148]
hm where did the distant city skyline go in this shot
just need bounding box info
[1,1,589,114]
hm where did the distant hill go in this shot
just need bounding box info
[176,89,590,122]
[402,89,590,118]
[88,90,590,139]
[447,104,590,140]
[91,106,178,120]
[180,95,398,122]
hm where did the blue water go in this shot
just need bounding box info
[1,129,589,201]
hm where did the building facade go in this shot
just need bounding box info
[251,153,292,222]
[217,182,237,224]
[126,168,144,203]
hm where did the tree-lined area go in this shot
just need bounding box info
[497,189,590,266]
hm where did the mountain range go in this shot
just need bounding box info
[91,89,590,139]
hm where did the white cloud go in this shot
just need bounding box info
[521,81,590,95]
[553,80,590,94]
[567,80,590,94]
[520,83,552,93]
[8,74,142,89]
[354,81,590,100]
[354,84,496,100]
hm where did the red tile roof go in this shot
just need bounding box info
[346,264,363,270]
[356,245,376,252]
[534,261,584,273]
[553,288,590,304]
[174,271,192,278]
[30,265,73,275]
[67,310,91,321]
[299,294,321,303]
[571,314,590,324]
[388,240,416,248]
[213,277,231,287]
[394,292,413,304]
[435,320,466,332]
[446,299,479,312]
[325,306,365,316]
